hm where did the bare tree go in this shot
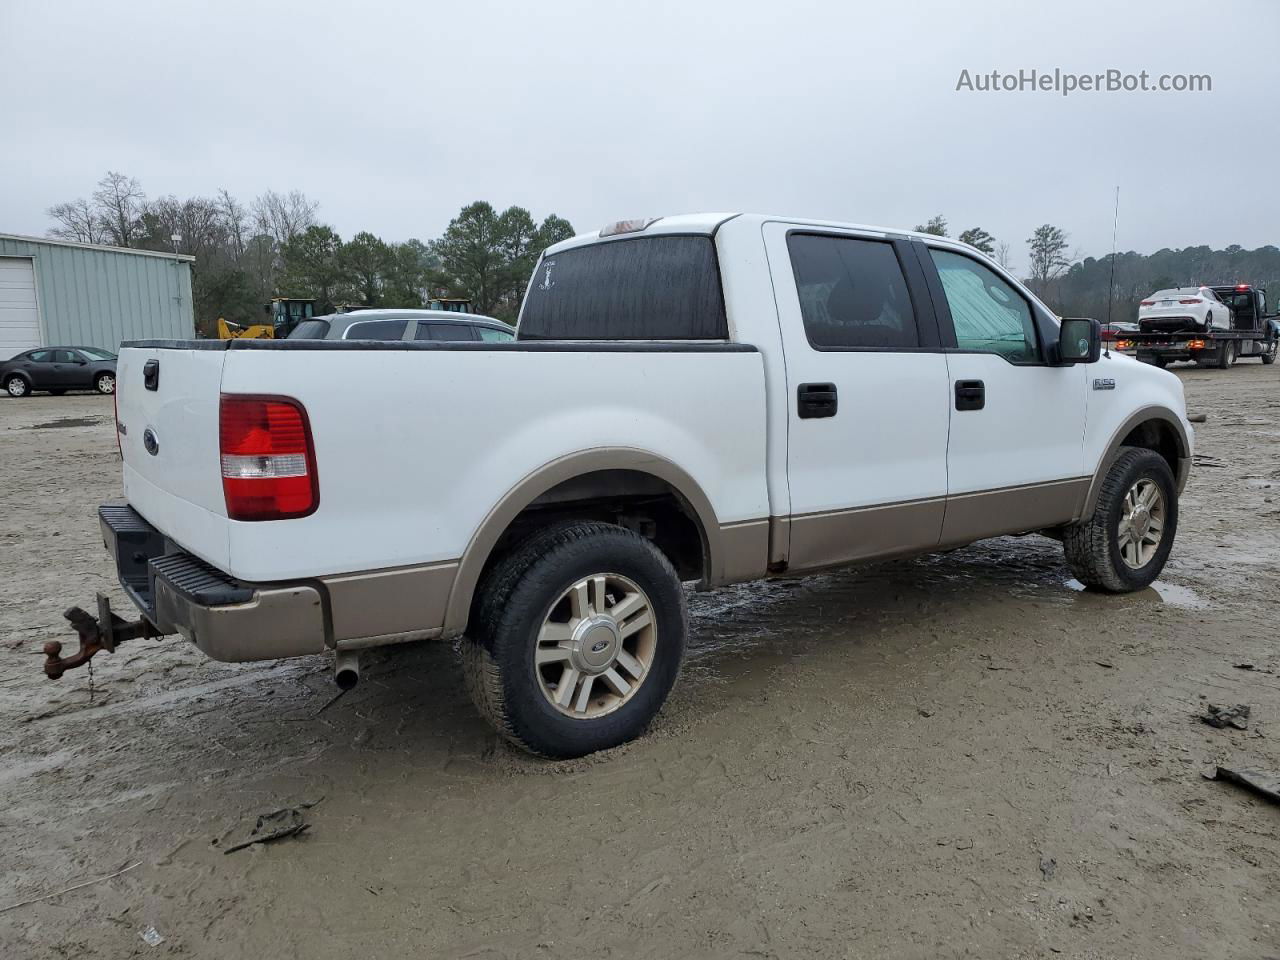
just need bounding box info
[93,171,146,247]
[46,198,103,244]
[994,241,1015,272]
[217,188,249,259]
[251,190,318,248]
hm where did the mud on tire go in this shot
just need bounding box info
[1063,447,1178,592]
[461,520,687,759]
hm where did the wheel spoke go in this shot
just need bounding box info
[554,667,580,708]
[539,621,573,645]
[619,610,653,639]
[589,576,608,615]
[1138,484,1159,511]
[615,648,646,680]
[573,674,595,713]
[569,581,590,620]
[608,591,646,622]
[536,644,572,665]
[601,668,631,697]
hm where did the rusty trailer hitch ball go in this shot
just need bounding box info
[41,594,160,680]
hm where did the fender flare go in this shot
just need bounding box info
[443,448,724,636]
[1080,406,1191,521]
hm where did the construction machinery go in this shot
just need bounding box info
[217,298,317,340]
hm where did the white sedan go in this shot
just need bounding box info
[1138,287,1232,333]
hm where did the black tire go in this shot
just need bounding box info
[4,375,30,398]
[1151,356,1168,369]
[1262,340,1277,365]
[1063,448,1178,592]
[94,372,115,395]
[462,520,687,759]
[1216,339,1236,370]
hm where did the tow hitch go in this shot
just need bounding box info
[43,593,161,679]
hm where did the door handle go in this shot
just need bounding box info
[143,360,160,391]
[954,379,985,411]
[797,382,838,419]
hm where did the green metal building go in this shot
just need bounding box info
[0,233,194,359]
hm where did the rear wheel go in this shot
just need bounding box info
[94,372,115,395]
[1216,340,1236,369]
[4,375,30,398]
[1063,448,1178,592]
[462,520,687,758]
[1262,339,1277,365]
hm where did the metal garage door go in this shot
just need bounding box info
[0,257,40,360]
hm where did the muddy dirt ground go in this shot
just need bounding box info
[2,363,1278,959]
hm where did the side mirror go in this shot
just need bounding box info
[1057,317,1101,364]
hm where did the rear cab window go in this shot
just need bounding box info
[518,236,728,340]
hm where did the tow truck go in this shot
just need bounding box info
[1134,284,1278,368]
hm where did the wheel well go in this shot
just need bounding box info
[479,469,709,592]
[1120,419,1182,476]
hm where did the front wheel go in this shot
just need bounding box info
[1063,448,1178,592]
[1262,339,1277,365]
[462,520,687,758]
[94,372,115,395]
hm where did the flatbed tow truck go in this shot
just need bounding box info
[1134,284,1278,368]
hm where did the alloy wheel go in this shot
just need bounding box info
[1117,478,1166,569]
[535,572,657,718]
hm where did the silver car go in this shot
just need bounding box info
[287,308,515,343]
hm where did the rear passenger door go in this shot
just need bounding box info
[918,244,1088,544]
[765,224,952,570]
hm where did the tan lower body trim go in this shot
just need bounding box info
[787,497,946,573]
[321,561,458,644]
[940,477,1089,546]
[715,518,771,585]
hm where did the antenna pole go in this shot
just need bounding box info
[1105,186,1120,358]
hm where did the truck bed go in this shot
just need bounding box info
[115,338,770,583]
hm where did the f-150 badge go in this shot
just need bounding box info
[1092,378,1116,391]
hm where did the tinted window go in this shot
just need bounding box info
[53,350,79,363]
[425,323,475,342]
[344,319,407,340]
[787,234,918,348]
[288,319,332,340]
[477,326,515,342]
[26,350,52,362]
[930,249,1038,363]
[518,236,728,340]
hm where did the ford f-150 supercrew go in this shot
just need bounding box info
[46,213,1192,758]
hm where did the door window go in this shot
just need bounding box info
[344,319,407,340]
[426,323,476,341]
[53,350,79,363]
[477,326,514,342]
[786,234,919,349]
[25,350,52,362]
[929,249,1039,363]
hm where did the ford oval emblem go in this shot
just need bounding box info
[590,639,610,653]
[143,427,159,456]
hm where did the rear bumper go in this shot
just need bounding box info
[100,505,326,662]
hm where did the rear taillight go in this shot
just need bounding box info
[1179,298,1202,304]
[219,395,318,521]
[1139,300,1155,307]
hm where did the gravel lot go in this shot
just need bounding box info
[2,363,1278,959]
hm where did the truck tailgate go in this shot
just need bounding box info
[116,345,231,569]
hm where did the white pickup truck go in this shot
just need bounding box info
[48,213,1192,758]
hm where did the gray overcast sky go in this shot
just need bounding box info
[2,0,1277,266]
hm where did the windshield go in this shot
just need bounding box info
[78,347,116,360]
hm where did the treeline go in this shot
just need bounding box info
[914,213,1279,322]
[47,172,575,333]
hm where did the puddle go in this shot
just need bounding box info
[1065,577,1210,609]
[26,417,103,430]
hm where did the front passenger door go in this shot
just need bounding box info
[921,245,1088,544]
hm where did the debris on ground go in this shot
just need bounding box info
[1039,855,1056,880]
[1199,703,1251,730]
[1233,662,1256,671]
[1203,766,1280,805]
[222,807,311,854]
[1094,660,1115,669]
[139,926,164,947]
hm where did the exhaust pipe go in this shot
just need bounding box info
[334,650,360,690]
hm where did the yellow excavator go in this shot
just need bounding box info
[217,298,317,340]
